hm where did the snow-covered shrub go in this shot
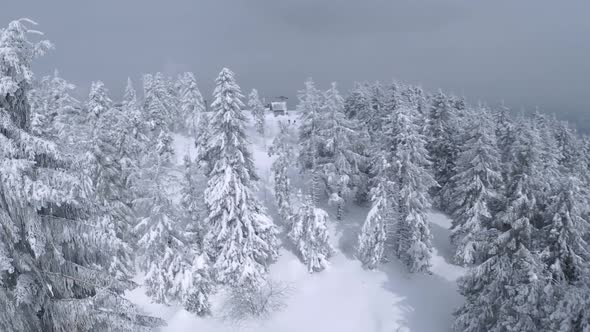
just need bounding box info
[220,279,293,323]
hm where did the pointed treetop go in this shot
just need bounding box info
[211,67,245,112]
[249,88,259,99]
[123,77,137,108]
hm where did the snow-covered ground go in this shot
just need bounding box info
[128,111,466,332]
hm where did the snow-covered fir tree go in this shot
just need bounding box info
[554,120,584,174]
[532,112,562,194]
[171,155,213,316]
[121,77,149,161]
[180,155,207,240]
[289,193,334,273]
[425,90,459,211]
[398,84,429,134]
[165,74,182,130]
[343,81,371,120]
[182,253,213,316]
[356,91,401,269]
[357,99,435,272]
[203,67,279,288]
[541,174,590,331]
[449,114,502,266]
[143,72,175,135]
[134,130,210,315]
[123,77,137,109]
[29,70,80,141]
[268,121,295,224]
[87,107,138,279]
[0,19,162,331]
[133,129,187,305]
[142,73,164,134]
[119,77,150,212]
[494,103,515,185]
[178,72,205,136]
[319,82,363,220]
[454,122,548,332]
[383,81,402,113]
[356,179,392,269]
[195,107,212,170]
[297,78,324,203]
[84,84,139,278]
[389,105,437,273]
[342,82,374,203]
[86,80,112,127]
[366,82,387,136]
[248,88,266,136]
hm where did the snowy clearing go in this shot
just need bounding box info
[128,112,465,332]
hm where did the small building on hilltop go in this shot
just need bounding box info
[270,101,287,116]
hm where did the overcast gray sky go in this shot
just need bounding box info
[2,0,589,131]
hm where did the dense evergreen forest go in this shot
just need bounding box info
[1,19,589,332]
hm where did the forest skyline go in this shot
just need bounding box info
[2,0,589,132]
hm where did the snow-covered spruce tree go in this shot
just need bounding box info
[203,68,279,288]
[0,19,162,331]
[494,104,515,183]
[451,118,502,265]
[401,84,428,134]
[390,105,437,273]
[121,77,149,164]
[289,193,334,273]
[119,78,150,219]
[541,174,590,331]
[344,81,387,158]
[493,105,515,193]
[180,155,207,241]
[448,115,502,266]
[87,106,139,280]
[356,91,402,270]
[178,72,205,136]
[165,74,182,130]
[123,77,137,109]
[425,90,459,211]
[341,83,373,204]
[87,78,157,284]
[356,178,393,269]
[319,82,363,220]
[164,155,213,316]
[182,253,213,316]
[297,78,324,203]
[133,124,209,315]
[142,72,175,135]
[554,120,584,174]
[248,88,266,137]
[142,73,164,134]
[532,112,561,191]
[582,136,590,187]
[343,81,371,120]
[454,123,548,332]
[366,82,387,136]
[133,129,187,305]
[268,121,295,224]
[29,70,80,141]
[383,81,402,113]
[86,80,112,128]
[195,106,212,170]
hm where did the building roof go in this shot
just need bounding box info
[271,101,287,111]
